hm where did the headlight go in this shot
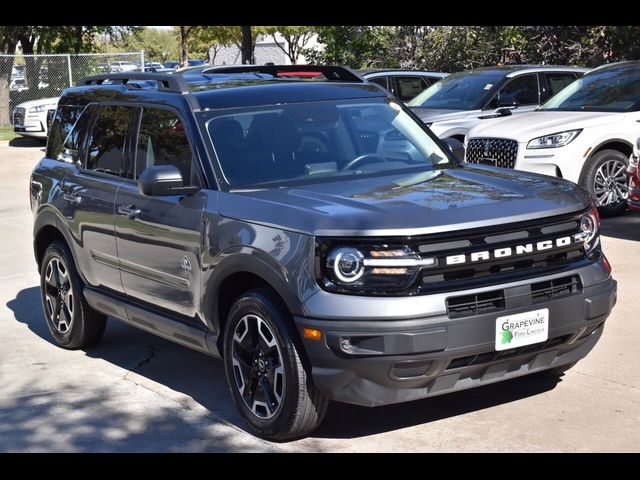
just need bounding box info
[527,129,582,149]
[320,243,437,294]
[574,205,600,255]
[29,105,45,113]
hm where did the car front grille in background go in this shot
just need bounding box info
[12,107,25,126]
[466,138,518,169]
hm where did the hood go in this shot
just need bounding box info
[16,97,59,110]
[219,167,590,237]
[468,110,622,141]
[411,108,472,123]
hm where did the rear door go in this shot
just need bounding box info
[60,104,136,293]
[115,106,207,318]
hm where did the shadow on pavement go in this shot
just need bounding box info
[601,210,640,242]
[7,286,561,442]
[8,137,46,149]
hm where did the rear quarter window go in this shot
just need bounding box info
[46,105,86,160]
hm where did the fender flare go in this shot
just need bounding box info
[33,209,86,283]
[203,249,306,333]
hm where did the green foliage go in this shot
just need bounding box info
[121,28,179,63]
[304,26,388,68]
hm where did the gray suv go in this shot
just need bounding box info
[30,65,617,440]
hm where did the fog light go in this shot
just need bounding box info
[341,337,353,352]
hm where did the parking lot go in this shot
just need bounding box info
[1,139,638,452]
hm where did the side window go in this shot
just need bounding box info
[135,107,200,186]
[544,73,577,98]
[495,74,539,107]
[393,76,430,102]
[368,76,389,91]
[85,105,135,178]
[46,105,86,160]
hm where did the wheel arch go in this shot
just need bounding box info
[203,252,306,338]
[33,211,80,277]
[579,138,632,185]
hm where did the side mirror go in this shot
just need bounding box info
[138,165,199,196]
[442,137,465,162]
[496,95,519,108]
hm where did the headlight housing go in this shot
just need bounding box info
[319,242,437,295]
[28,104,55,114]
[527,129,582,149]
[574,205,601,256]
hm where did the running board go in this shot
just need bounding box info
[83,287,220,357]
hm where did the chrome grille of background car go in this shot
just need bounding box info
[12,107,25,126]
[466,138,518,169]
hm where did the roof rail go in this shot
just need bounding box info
[77,73,190,94]
[201,65,364,83]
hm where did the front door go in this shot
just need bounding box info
[115,106,207,318]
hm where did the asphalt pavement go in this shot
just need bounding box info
[1,138,638,452]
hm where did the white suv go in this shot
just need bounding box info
[466,61,640,216]
[12,97,59,139]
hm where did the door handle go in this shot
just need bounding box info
[63,193,81,205]
[117,205,141,218]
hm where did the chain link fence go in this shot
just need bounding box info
[0,52,144,126]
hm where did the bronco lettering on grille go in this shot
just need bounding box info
[445,236,574,266]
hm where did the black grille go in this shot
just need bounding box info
[531,276,581,303]
[466,138,518,169]
[446,334,572,370]
[390,360,433,379]
[446,290,505,318]
[416,211,589,293]
[12,107,25,126]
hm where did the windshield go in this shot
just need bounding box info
[407,72,504,110]
[205,98,454,189]
[540,66,640,112]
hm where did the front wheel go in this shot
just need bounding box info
[580,149,629,217]
[223,288,328,441]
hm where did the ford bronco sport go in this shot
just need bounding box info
[30,65,617,440]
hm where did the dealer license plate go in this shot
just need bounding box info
[495,308,549,351]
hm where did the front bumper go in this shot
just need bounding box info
[296,275,616,407]
[14,115,47,138]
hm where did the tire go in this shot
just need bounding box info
[223,288,328,441]
[544,361,578,377]
[579,149,629,217]
[39,241,107,349]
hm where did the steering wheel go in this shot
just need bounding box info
[341,154,387,171]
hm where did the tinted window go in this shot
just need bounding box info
[407,72,504,110]
[393,76,429,102]
[46,105,86,160]
[85,105,134,178]
[495,74,539,106]
[545,73,577,97]
[541,67,640,112]
[206,98,453,188]
[368,76,389,90]
[135,107,199,185]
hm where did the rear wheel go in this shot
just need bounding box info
[40,241,107,349]
[223,288,328,441]
[580,149,629,217]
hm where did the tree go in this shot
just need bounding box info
[262,26,316,64]
[0,26,22,126]
[121,27,179,63]
[304,26,388,68]
[241,26,253,64]
[177,26,195,67]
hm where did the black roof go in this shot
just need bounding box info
[64,66,387,111]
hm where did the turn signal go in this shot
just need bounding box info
[303,328,322,341]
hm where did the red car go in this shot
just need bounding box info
[628,139,640,211]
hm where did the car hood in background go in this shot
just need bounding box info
[468,110,622,141]
[16,97,59,110]
[410,108,474,123]
[219,167,589,237]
